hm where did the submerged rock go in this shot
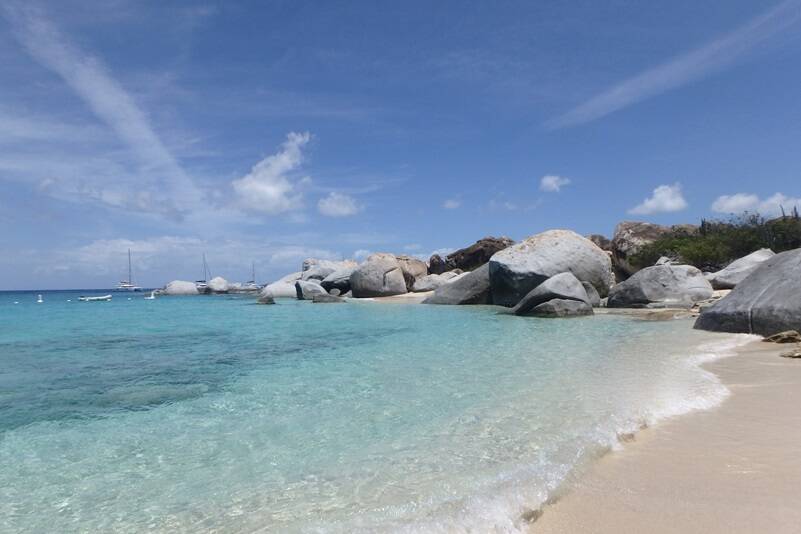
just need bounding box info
[608,264,713,308]
[163,280,199,296]
[527,298,593,318]
[312,293,345,303]
[256,292,276,304]
[488,229,614,307]
[706,248,775,289]
[694,249,801,336]
[512,272,591,316]
[350,254,407,297]
[423,263,492,305]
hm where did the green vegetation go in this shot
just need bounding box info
[630,210,801,272]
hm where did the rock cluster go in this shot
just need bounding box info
[428,237,514,274]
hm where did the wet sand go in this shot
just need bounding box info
[532,338,801,533]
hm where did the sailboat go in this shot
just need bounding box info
[116,249,143,291]
[195,254,211,292]
[241,261,261,291]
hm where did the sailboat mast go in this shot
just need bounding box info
[252,261,255,283]
[128,249,133,283]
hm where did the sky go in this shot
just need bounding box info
[1,0,801,289]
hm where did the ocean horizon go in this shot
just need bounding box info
[0,291,749,532]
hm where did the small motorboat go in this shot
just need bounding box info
[78,295,112,302]
[37,294,43,303]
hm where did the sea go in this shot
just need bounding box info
[0,289,752,533]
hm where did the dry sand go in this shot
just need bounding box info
[532,338,801,534]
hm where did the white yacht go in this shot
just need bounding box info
[195,254,211,292]
[116,249,143,292]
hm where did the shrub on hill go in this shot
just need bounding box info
[629,210,801,272]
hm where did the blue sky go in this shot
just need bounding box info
[1,0,801,289]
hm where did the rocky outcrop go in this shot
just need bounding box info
[320,267,356,294]
[705,248,775,289]
[763,330,801,343]
[163,280,199,296]
[262,272,302,298]
[694,249,801,336]
[525,298,593,317]
[429,236,514,274]
[488,229,614,307]
[312,293,345,303]
[301,259,358,282]
[295,280,327,300]
[207,276,230,293]
[608,264,713,308]
[396,255,428,289]
[423,263,492,305]
[411,271,461,292]
[581,281,601,307]
[350,255,407,297]
[611,222,672,277]
[586,234,611,251]
[511,272,591,316]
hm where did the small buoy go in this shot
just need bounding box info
[67,299,71,302]
[14,301,19,305]
[128,297,132,301]
[37,294,43,304]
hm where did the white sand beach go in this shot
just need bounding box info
[532,337,801,533]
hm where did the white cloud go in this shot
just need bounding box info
[539,174,571,192]
[711,192,801,217]
[353,249,372,261]
[403,243,422,251]
[443,198,461,209]
[317,192,361,217]
[629,183,688,215]
[547,1,801,128]
[3,3,202,215]
[711,193,760,213]
[232,132,310,215]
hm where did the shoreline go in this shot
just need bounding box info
[530,333,801,533]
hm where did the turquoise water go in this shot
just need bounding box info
[0,291,747,532]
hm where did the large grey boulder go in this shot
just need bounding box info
[295,280,327,300]
[611,221,672,277]
[301,259,358,282]
[396,255,428,289]
[607,264,713,308]
[423,264,492,305]
[320,267,356,294]
[706,248,775,289]
[488,229,614,307]
[694,249,801,336]
[581,281,601,307]
[350,255,407,297]
[207,276,230,293]
[411,271,461,292]
[511,272,591,316]
[262,271,302,298]
[163,280,200,296]
[527,299,593,318]
[429,236,515,274]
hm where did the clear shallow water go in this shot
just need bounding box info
[0,290,749,532]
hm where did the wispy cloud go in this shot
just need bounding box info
[547,0,801,128]
[539,175,570,192]
[629,183,688,215]
[711,192,801,216]
[2,2,202,216]
[317,192,361,217]
[232,132,310,215]
[442,198,461,209]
